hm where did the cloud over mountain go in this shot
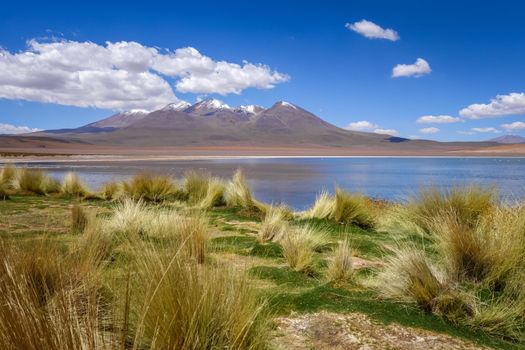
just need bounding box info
[0,40,289,111]
[0,123,41,135]
[459,92,525,119]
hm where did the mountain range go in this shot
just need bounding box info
[488,135,525,144]
[2,99,523,157]
[37,99,400,147]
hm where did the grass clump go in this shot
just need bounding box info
[302,190,334,220]
[130,242,270,349]
[15,168,54,195]
[331,187,375,228]
[0,165,17,190]
[280,225,326,273]
[258,205,290,243]
[184,170,226,209]
[225,169,255,208]
[100,181,122,200]
[71,204,89,233]
[326,239,354,283]
[0,241,113,349]
[123,173,178,202]
[61,172,89,197]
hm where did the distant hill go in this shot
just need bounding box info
[488,135,525,144]
[35,99,403,147]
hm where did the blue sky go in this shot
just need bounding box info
[0,0,524,141]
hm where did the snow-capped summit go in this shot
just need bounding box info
[236,105,264,114]
[122,109,149,115]
[161,101,191,111]
[277,101,297,110]
[193,98,232,110]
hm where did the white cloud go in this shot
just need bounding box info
[471,127,501,133]
[0,40,289,111]
[374,128,399,136]
[392,58,431,78]
[344,120,378,131]
[345,20,399,41]
[501,121,525,132]
[416,115,461,124]
[419,127,440,134]
[0,123,41,135]
[459,92,525,119]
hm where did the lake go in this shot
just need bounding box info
[5,157,525,210]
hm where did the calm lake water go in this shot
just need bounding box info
[6,157,525,210]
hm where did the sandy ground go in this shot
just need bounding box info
[271,312,489,350]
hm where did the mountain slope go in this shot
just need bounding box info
[489,135,525,144]
[35,99,398,147]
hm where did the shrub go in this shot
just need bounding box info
[123,173,177,202]
[280,225,325,273]
[331,187,375,228]
[301,191,334,220]
[327,240,354,283]
[130,242,269,349]
[62,172,89,197]
[258,205,289,243]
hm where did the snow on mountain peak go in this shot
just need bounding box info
[196,98,232,110]
[237,105,263,114]
[278,101,297,109]
[162,101,191,111]
[123,109,149,115]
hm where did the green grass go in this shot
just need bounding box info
[1,192,524,350]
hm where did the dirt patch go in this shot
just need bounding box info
[271,311,489,350]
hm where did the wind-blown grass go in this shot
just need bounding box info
[327,239,354,283]
[100,181,122,201]
[184,170,226,209]
[301,190,334,220]
[225,169,255,208]
[71,204,89,233]
[331,187,375,228]
[258,205,290,243]
[122,173,178,202]
[62,172,89,197]
[129,241,270,349]
[280,225,326,273]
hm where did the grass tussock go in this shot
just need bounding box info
[100,181,122,201]
[302,190,334,220]
[376,202,525,340]
[130,241,270,350]
[15,168,60,195]
[327,240,354,283]
[0,241,114,349]
[0,165,17,190]
[123,173,178,202]
[331,187,375,228]
[258,205,290,243]
[225,169,255,208]
[184,170,226,209]
[71,204,89,233]
[62,172,89,197]
[280,225,326,273]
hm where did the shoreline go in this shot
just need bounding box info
[2,153,525,164]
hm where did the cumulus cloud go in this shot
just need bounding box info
[472,127,500,133]
[0,123,41,135]
[0,40,289,111]
[344,120,378,131]
[419,127,440,134]
[345,20,399,41]
[392,58,431,78]
[501,121,525,132]
[416,115,461,124]
[374,128,399,136]
[457,131,476,136]
[459,92,525,119]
